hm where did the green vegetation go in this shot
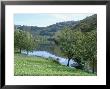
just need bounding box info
[54,29,96,73]
[14,30,37,54]
[54,28,77,66]
[14,54,96,76]
[74,14,97,32]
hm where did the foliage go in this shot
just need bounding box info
[14,30,37,54]
[14,30,26,53]
[23,32,37,54]
[73,31,97,73]
[54,29,97,73]
[54,28,78,66]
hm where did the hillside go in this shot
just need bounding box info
[14,21,79,37]
[73,14,97,32]
[14,14,97,37]
[14,53,96,76]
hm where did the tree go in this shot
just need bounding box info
[14,30,37,54]
[54,28,97,73]
[23,32,37,55]
[82,31,96,73]
[71,30,97,73]
[54,28,77,66]
[14,30,26,53]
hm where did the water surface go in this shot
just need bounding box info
[22,51,78,67]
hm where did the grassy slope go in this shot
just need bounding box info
[14,54,96,76]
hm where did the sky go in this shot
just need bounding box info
[14,13,94,27]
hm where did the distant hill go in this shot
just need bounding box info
[14,14,97,37]
[14,21,79,37]
[39,21,79,36]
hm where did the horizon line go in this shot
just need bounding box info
[14,19,79,27]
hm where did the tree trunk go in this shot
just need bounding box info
[67,59,71,66]
[20,48,21,54]
[27,50,29,55]
[92,59,95,73]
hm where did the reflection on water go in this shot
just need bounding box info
[22,51,78,67]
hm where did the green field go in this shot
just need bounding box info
[14,54,96,76]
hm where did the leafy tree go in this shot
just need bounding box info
[71,30,96,73]
[14,30,37,54]
[74,31,97,73]
[14,30,26,53]
[54,28,77,66]
[54,28,97,73]
[23,32,37,55]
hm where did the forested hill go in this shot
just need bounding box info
[73,14,97,32]
[14,14,97,36]
[14,20,79,37]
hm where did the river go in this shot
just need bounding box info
[22,51,78,67]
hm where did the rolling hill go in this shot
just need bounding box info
[14,14,96,37]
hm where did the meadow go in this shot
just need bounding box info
[14,53,96,76]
